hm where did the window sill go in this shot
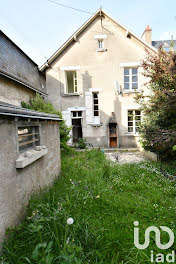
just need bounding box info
[124,133,140,137]
[96,48,107,52]
[62,93,81,97]
[122,89,143,94]
[91,123,102,127]
[16,146,48,168]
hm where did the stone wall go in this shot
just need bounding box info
[0,115,61,247]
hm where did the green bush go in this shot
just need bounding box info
[21,94,71,150]
[78,138,87,149]
[136,48,176,160]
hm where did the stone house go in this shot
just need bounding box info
[40,8,161,148]
[0,31,61,246]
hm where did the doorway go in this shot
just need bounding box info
[72,111,82,142]
[109,123,117,148]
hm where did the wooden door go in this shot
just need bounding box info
[109,123,117,148]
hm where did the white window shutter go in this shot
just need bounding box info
[85,92,93,124]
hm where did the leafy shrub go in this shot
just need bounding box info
[21,94,71,150]
[78,138,87,149]
[136,48,176,160]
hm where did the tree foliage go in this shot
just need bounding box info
[21,94,71,150]
[136,48,176,160]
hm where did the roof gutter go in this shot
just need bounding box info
[0,103,61,121]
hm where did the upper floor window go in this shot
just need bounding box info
[124,68,138,90]
[93,93,99,116]
[98,40,104,49]
[65,71,77,93]
[128,110,141,133]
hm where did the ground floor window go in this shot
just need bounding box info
[128,110,141,133]
[93,93,99,116]
[18,126,40,152]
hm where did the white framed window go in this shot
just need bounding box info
[98,40,104,49]
[124,68,138,90]
[128,110,141,133]
[65,71,77,93]
[93,93,99,117]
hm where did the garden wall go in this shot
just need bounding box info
[0,103,61,247]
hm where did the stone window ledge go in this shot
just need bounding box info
[122,89,143,94]
[96,48,107,52]
[16,146,48,168]
[124,133,140,137]
[61,93,81,97]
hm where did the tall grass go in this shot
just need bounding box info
[1,149,176,263]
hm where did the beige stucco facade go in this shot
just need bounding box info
[44,11,154,148]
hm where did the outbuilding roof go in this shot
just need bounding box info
[0,30,47,96]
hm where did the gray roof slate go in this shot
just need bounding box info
[0,30,46,94]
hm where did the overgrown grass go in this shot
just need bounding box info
[1,150,176,263]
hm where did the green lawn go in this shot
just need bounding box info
[1,150,176,264]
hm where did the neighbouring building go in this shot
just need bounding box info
[40,8,166,148]
[0,30,47,106]
[0,31,61,247]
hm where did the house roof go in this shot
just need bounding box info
[40,8,157,72]
[152,40,176,51]
[0,30,47,95]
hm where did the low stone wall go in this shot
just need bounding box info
[0,110,61,247]
[140,148,159,162]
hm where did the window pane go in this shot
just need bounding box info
[128,110,133,116]
[128,127,133,132]
[132,68,138,75]
[132,83,138,89]
[135,110,141,115]
[73,112,77,117]
[124,68,129,75]
[132,76,138,82]
[93,93,98,98]
[94,99,98,104]
[124,83,129,89]
[94,110,99,116]
[67,71,75,93]
[124,76,129,82]
[94,105,99,110]
[128,115,133,121]
[128,122,133,126]
[78,111,82,117]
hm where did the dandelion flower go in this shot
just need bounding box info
[67,217,74,225]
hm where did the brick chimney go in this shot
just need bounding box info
[141,25,152,45]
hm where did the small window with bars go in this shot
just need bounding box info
[93,93,99,116]
[128,110,141,133]
[18,126,40,152]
